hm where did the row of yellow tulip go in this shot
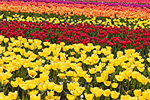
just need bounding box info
[0,36,149,100]
[1,14,150,29]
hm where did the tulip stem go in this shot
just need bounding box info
[22,90,25,100]
[119,82,121,93]
[127,80,129,91]
[96,97,98,100]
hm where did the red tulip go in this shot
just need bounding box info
[51,36,54,39]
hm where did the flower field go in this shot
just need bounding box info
[0,0,150,100]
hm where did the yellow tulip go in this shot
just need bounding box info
[134,89,141,97]
[104,81,111,87]
[66,71,74,76]
[101,57,107,63]
[11,81,18,87]
[30,94,41,100]
[115,75,124,82]
[54,85,63,93]
[66,94,76,100]
[58,73,66,79]
[90,87,103,97]
[8,91,18,100]
[4,38,9,43]
[103,89,111,97]
[96,77,104,83]
[148,67,150,72]
[89,68,96,74]
[84,93,94,100]
[138,96,146,100]
[111,83,118,88]
[28,70,37,78]
[111,91,120,99]
[28,90,39,96]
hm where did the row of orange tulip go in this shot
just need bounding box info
[0,1,150,19]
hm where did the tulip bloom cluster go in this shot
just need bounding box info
[97,0,150,4]
[59,0,150,4]
[9,0,150,4]
[1,19,150,53]
[0,1,150,19]
[0,0,150,100]
[3,0,150,8]
[0,36,149,100]
[2,12,150,29]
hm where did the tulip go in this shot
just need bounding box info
[134,89,141,97]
